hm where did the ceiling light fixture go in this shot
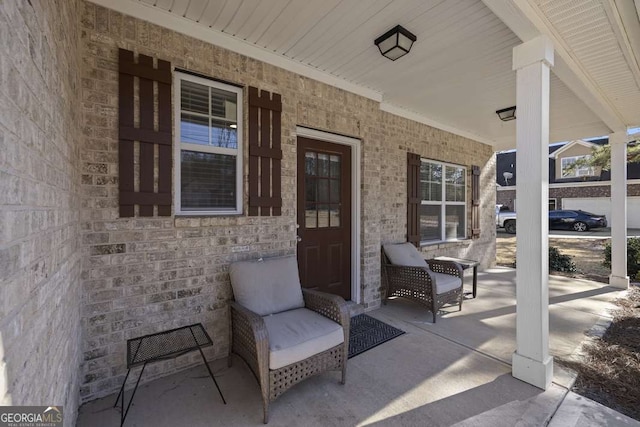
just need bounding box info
[374,25,417,61]
[496,106,516,121]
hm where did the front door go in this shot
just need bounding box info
[297,137,352,300]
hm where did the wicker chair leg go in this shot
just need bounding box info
[341,362,347,385]
[432,310,437,323]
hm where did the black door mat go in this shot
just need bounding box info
[348,314,405,359]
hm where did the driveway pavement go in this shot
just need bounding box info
[497,228,640,239]
[548,228,640,239]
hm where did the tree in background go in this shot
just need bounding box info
[567,139,640,172]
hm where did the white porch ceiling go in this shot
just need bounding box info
[106,0,640,149]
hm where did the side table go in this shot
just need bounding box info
[433,256,480,298]
[114,323,226,426]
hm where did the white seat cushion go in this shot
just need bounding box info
[431,272,462,294]
[229,256,305,316]
[383,243,429,268]
[263,308,344,370]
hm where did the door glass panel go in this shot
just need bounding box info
[330,179,340,203]
[305,179,316,202]
[318,205,329,228]
[305,152,317,176]
[305,203,317,228]
[304,150,343,229]
[330,206,340,227]
[318,153,330,177]
[318,179,329,202]
[330,155,340,178]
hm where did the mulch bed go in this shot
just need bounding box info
[557,286,640,421]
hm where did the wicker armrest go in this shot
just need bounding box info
[229,301,269,357]
[427,260,463,278]
[302,289,350,329]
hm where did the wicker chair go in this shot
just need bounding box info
[228,256,349,424]
[381,243,464,323]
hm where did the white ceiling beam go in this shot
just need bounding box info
[481,0,627,132]
[87,0,384,103]
[607,0,640,91]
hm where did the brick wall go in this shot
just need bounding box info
[78,2,496,402]
[497,183,640,211]
[0,1,82,425]
[379,115,496,267]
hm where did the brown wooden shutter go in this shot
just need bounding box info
[471,165,481,238]
[248,86,282,216]
[407,152,421,247]
[118,48,172,217]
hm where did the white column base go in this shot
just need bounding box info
[512,351,553,390]
[609,274,630,289]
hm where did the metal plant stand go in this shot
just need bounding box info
[113,323,226,426]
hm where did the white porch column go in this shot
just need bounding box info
[609,131,629,289]
[512,36,554,390]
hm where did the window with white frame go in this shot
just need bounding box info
[419,160,466,242]
[561,155,594,178]
[174,72,243,215]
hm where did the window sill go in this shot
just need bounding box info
[175,206,243,217]
[174,213,244,218]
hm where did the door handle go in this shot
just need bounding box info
[296,235,302,242]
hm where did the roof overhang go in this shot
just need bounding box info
[89,0,640,150]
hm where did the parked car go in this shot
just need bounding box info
[496,204,517,234]
[549,210,607,232]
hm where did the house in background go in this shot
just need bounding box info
[497,138,640,228]
[2,0,640,425]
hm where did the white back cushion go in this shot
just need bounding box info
[229,256,305,316]
[383,243,428,268]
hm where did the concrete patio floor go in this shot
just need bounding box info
[77,267,637,426]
